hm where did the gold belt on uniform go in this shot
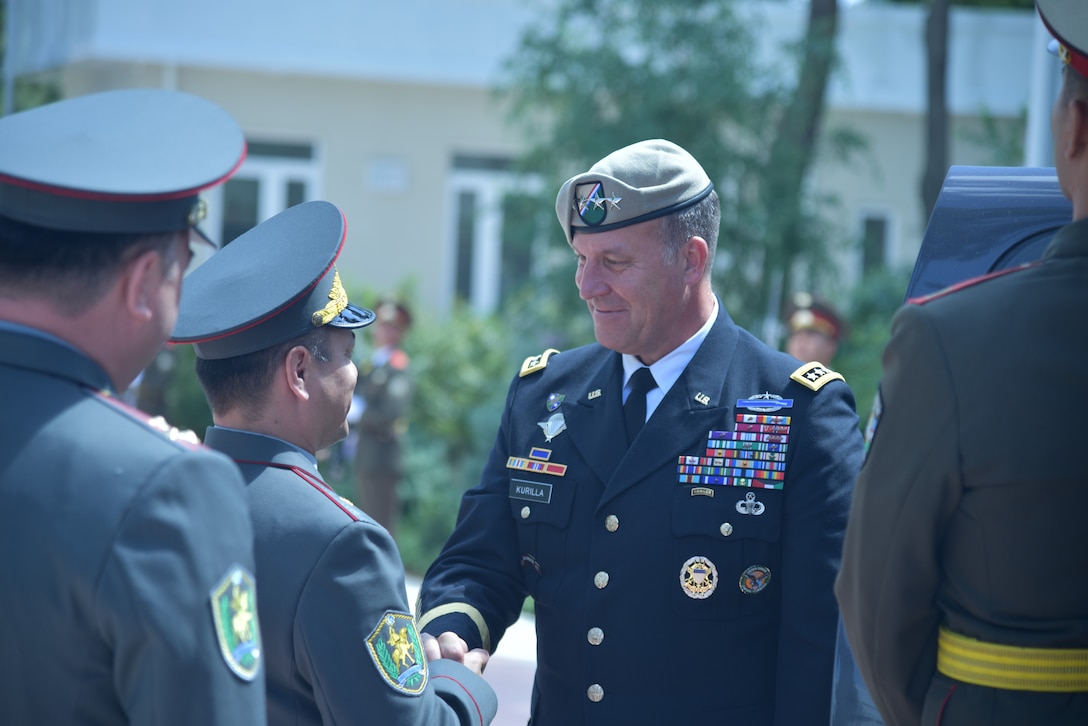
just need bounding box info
[937,626,1088,692]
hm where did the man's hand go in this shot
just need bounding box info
[421,631,490,675]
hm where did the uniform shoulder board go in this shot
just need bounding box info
[519,348,561,378]
[790,361,845,392]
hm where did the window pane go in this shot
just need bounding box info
[455,191,477,303]
[247,141,314,160]
[862,216,888,272]
[500,192,536,304]
[222,178,260,246]
[286,180,307,208]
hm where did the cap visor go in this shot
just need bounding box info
[329,302,376,329]
[184,227,218,277]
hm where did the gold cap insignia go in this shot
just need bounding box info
[187,197,208,226]
[311,268,348,326]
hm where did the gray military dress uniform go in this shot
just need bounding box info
[0,327,264,724]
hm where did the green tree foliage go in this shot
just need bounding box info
[375,303,516,573]
[498,0,866,330]
[0,4,61,115]
[834,266,913,425]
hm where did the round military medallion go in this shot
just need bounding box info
[680,555,718,600]
[739,565,771,594]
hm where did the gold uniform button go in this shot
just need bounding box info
[587,627,604,645]
[605,514,619,532]
[594,571,609,589]
[521,506,531,519]
[587,684,604,702]
[720,522,733,537]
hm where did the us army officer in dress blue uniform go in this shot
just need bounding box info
[172,200,498,726]
[836,3,1088,724]
[418,139,865,724]
[0,90,265,724]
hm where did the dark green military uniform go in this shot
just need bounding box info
[837,218,1088,725]
[0,328,264,724]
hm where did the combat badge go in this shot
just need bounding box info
[366,611,428,695]
[736,393,793,412]
[739,565,771,595]
[680,556,718,600]
[210,565,262,681]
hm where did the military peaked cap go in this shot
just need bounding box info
[171,200,375,359]
[0,88,245,239]
[1037,0,1088,80]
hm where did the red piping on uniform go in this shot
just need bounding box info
[935,682,956,725]
[234,459,358,521]
[0,143,248,201]
[907,264,1036,306]
[431,675,484,726]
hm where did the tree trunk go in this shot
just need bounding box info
[762,0,838,332]
[922,0,950,224]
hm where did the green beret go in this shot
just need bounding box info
[554,139,714,245]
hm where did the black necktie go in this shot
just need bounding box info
[624,367,658,446]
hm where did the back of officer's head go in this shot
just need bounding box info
[195,328,333,419]
[0,216,180,312]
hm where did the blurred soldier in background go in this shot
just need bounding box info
[783,291,844,366]
[354,299,414,535]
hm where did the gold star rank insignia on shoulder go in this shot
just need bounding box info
[210,565,262,681]
[790,361,845,391]
[519,348,560,377]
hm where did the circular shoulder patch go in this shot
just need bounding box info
[739,565,772,595]
[680,555,718,600]
[366,611,428,694]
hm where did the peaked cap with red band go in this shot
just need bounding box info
[1037,0,1088,80]
[0,88,245,241]
[171,201,375,360]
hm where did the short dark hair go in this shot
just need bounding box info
[660,190,720,274]
[196,327,332,417]
[0,214,180,310]
[1061,64,1088,104]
